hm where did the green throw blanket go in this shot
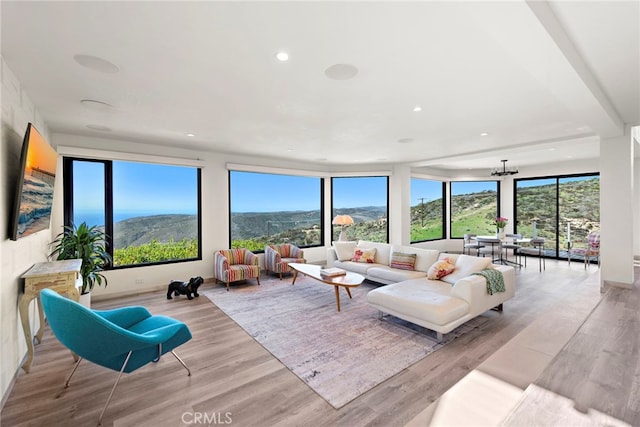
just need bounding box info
[472,268,505,295]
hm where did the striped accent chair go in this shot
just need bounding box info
[214,249,261,291]
[264,244,306,279]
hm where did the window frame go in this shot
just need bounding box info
[62,156,203,270]
[449,180,501,239]
[410,178,446,243]
[227,170,325,252]
[330,176,390,244]
[514,172,599,259]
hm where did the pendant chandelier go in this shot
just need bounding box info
[491,160,518,176]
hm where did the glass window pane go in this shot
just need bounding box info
[515,178,557,255]
[229,171,323,251]
[411,178,444,242]
[450,181,499,238]
[72,160,105,227]
[560,175,600,260]
[332,176,388,243]
[112,161,199,266]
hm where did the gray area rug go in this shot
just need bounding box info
[203,276,487,409]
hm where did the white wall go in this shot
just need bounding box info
[0,58,53,405]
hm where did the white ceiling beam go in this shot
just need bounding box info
[526,0,624,137]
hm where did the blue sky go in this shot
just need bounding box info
[73,161,198,215]
[230,172,388,212]
[231,171,321,212]
[332,176,387,209]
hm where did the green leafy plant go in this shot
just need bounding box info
[49,222,112,294]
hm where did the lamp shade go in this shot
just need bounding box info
[332,215,354,226]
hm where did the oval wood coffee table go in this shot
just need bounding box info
[288,263,364,312]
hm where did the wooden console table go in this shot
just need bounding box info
[20,259,82,373]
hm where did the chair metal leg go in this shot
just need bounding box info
[98,351,132,426]
[64,357,83,388]
[153,343,162,362]
[171,350,191,376]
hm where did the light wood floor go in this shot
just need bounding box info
[1,259,611,426]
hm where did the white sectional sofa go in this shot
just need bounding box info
[327,240,515,341]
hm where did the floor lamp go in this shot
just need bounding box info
[332,215,354,241]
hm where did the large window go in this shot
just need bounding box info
[450,181,499,238]
[410,178,445,242]
[331,176,388,243]
[515,174,599,258]
[64,158,201,268]
[229,171,323,251]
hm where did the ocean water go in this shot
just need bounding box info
[73,211,176,227]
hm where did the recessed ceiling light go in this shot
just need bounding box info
[80,99,114,112]
[86,124,112,132]
[549,148,556,151]
[73,54,119,74]
[480,132,489,136]
[275,51,289,62]
[187,133,195,137]
[324,64,358,80]
[413,106,422,112]
[397,138,414,144]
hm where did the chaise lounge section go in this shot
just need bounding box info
[327,241,515,341]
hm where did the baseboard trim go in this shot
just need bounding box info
[603,279,634,291]
[1,353,26,412]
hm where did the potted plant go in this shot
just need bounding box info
[49,222,112,298]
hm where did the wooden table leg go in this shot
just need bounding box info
[292,270,298,285]
[19,293,35,373]
[345,287,352,299]
[334,286,341,312]
[35,295,45,344]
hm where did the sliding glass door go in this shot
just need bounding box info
[515,174,599,259]
[559,176,600,259]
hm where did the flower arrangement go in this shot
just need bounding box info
[493,217,508,229]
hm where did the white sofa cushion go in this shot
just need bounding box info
[333,241,358,261]
[334,260,384,275]
[357,240,392,265]
[367,279,470,326]
[367,266,427,283]
[441,255,492,285]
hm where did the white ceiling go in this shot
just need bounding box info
[1,1,638,171]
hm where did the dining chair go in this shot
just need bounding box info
[477,236,502,263]
[463,234,484,256]
[568,231,600,269]
[518,237,546,272]
[501,233,523,267]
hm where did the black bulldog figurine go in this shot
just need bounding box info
[167,276,204,300]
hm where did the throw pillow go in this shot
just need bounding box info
[333,241,357,261]
[352,247,377,263]
[427,257,456,280]
[390,252,417,271]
